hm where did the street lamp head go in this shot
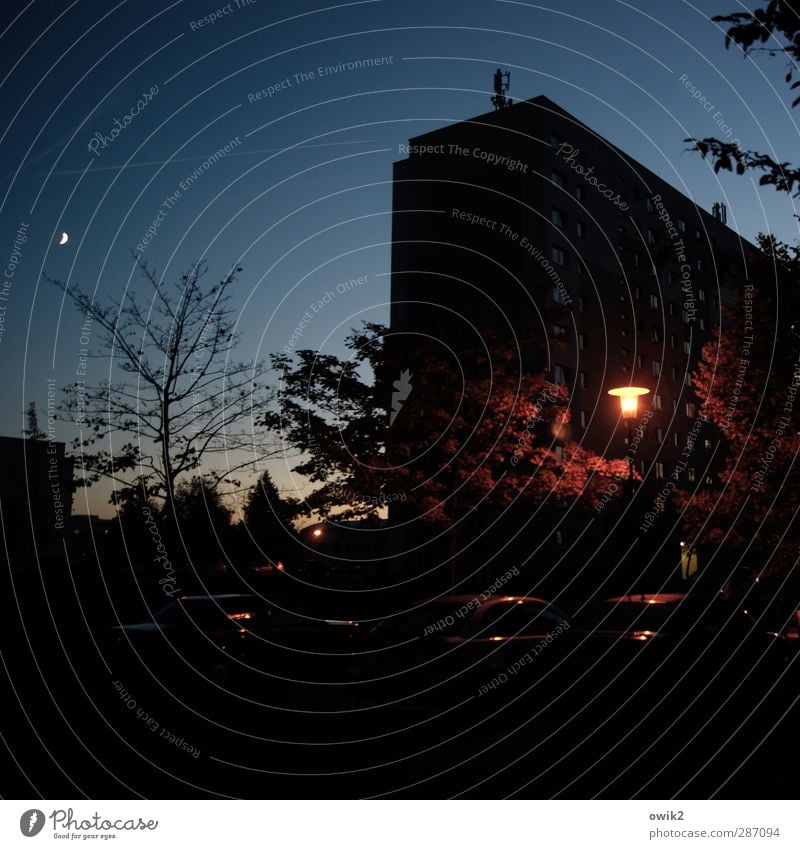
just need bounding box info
[608,385,650,420]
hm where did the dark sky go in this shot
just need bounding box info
[1,0,796,515]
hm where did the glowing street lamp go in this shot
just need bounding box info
[608,386,650,495]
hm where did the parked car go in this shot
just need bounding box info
[111,593,360,694]
[357,595,571,704]
[565,592,792,699]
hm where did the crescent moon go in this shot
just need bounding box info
[58,232,69,245]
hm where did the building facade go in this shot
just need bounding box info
[388,93,753,586]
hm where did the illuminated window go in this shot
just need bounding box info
[579,333,588,351]
[580,410,587,428]
[655,462,665,479]
[674,432,681,447]
[650,294,659,310]
[551,245,567,266]
[686,402,696,418]
[579,371,587,389]
[656,428,664,444]
[652,360,661,376]
[551,171,566,188]
[683,339,691,354]
[653,394,663,410]
[576,220,585,238]
[687,467,697,483]
[550,208,566,228]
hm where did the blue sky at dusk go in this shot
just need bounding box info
[1,0,797,516]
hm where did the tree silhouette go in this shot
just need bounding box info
[688,1,800,194]
[49,261,277,514]
[242,469,305,551]
[23,402,46,440]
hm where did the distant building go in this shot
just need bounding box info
[389,92,751,582]
[0,435,74,563]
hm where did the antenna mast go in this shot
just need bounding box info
[491,68,512,109]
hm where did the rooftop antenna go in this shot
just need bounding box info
[491,68,512,110]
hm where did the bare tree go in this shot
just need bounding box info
[49,260,277,512]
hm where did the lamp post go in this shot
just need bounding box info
[608,386,650,498]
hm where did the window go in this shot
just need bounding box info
[652,360,661,376]
[698,288,706,302]
[699,317,707,331]
[577,261,584,276]
[636,353,644,369]
[555,445,564,460]
[550,208,566,228]
[671,366,677,380]
[668,302,676,317]
[634,253,641,268]
[687,467,697,483]
[553,286,569,304]
[553,364,568,384]
[578,295,586,312]
[555,530,564,545]
[653,394,663,410]
[552,324,568,339]
[651,326,662,342]
[678,218,687,233]
[686,402,696,418]
[649,294,659,310]
[647,229,656,245]
[576,185,583,201]
[705,474,714,485]
[551,245,567,266]
[668,271,675,286]
[579,410,587,428]
[674,432,681,447]
[684,372,692,386]
[697,258,703,271]
[656,428,664,444]
[635,287,642,301]
[683,339,691,354]
[704,438,712,451]
[551,171,566,188]
[646,197,654,212]
[579,333,588,351]
[549,133,565,149]
[579,371,587,389]
[655,462,665,479]
[670,334,677,349]
[576,220,585,238]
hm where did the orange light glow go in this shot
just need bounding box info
[608,386,650,420]
[312,528,323,538]
[276,561,285,571]
[228,612,253,621]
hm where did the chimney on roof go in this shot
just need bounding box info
[712,202,727,224]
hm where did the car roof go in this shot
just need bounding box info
[603,593,688,605]
[176,594,256,602]
[421,595,552,605]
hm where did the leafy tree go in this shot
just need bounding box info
[23,402,46,440]
[242,469,304,549]
[688,1,800,193]
[49,261,277,513]
[678,237,800,584]
[169,475,233,563]
[267,322,629,534]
